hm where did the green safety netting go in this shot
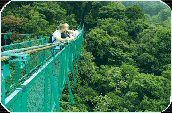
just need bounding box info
[1,24,84,112]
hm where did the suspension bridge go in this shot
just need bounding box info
[1,25,84,112]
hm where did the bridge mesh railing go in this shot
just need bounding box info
[1,36,50,52]
[2,44,60,97]
[1,24,84,112]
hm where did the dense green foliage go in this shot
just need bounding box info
[1,1,171,112]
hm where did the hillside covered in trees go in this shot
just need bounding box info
[1,1,171,112]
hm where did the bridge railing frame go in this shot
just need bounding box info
[1,24,84,112]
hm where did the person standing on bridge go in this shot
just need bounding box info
[63,23,79,38]
[52,24,73,44]
[60,23,75,39]
[52,24,74,54]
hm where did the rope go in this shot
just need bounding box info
[1,56,10,62]
[1,33,33,36]
[25,43,59,54]
[1,43,59,61]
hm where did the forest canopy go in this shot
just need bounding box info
[1,1,171,112]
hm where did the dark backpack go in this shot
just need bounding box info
[48,35,56,43]
[61,32,70,39]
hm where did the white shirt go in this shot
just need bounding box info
[52,30,61,43]
[52,30,61,49]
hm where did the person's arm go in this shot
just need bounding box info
[68,34,75,40]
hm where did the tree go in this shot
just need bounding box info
[98,2,126,19]
[1,1,171,112]
[125,5,144,21]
